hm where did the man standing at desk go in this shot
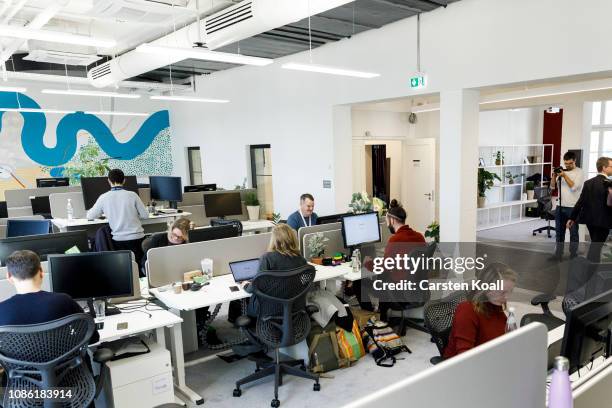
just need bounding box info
[286,193,318,230]
[87,169,149,264]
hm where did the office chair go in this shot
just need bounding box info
[210,218,243,235]
[532,186,556,238]
[0,313,114,408]
[385,242,437,336]
[233,265,320,408]
[5,219,51,238]
[423,290,467,365]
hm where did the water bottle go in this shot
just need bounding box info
[66,198,74,220]
[505,306,517,332]
[548,356,573,408]
[352,249,361,273]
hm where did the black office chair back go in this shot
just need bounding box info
[210,219,243,236]
[423,291,467,356]
[251,264,316,348]
[389,242,436,305]
[0,313,96,408]
[534,187,555,220]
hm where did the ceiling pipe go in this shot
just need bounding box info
[0,0,70,64]
[3,0,27,24]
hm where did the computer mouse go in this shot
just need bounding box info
[177,209,183,213]
[99,216,106,220]
[190,282,203,291]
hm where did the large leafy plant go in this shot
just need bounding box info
[349,192,372,213]
[43,140,111,185]
[425,221,440,243]
[478,168,501,197]
[307,232,329,258]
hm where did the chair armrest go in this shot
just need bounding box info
[93,348,115,364]
[235,315,252,328]
[306,305,319,315]
[531,293,556,306]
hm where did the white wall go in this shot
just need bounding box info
[351,110,410,139]
[165,0,612,218]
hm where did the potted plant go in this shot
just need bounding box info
[478,168,501,208]
[244,192,260,221]
[43,139,111,185]
[525,181,535,200]
[307,232,329,264]
[495,151,504,166]
[505,172,524,185]
[349,192,373,213]
[425,221,440,243]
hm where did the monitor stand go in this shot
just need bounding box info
[168,201,178,210]
[87,299,122,318]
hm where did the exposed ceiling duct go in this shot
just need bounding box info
[87,0,354,88]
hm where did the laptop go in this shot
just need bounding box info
[229,258,261,283]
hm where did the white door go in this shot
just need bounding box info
[402,139,436,233]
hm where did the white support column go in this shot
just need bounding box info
[439,89,480,242]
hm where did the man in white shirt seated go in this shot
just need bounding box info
[551,151,584,260]
[86,169,149,269]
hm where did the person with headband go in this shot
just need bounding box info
[286,193,318,230]
[443,263,518,359]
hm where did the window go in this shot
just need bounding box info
[187,147,202,185]
[589,102,612,179]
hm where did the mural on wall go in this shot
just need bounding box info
[0,91,172,194]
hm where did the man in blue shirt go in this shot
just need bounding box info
[286,193,318,230]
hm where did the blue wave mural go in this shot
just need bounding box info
[0,91,169,166]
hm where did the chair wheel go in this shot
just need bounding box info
[233,388,242,397]
[313,383,321,391]
[271,399,280,407]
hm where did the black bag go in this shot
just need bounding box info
[361,318,411,367]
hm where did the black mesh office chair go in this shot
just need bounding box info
[532,186,556,238]
[386,242,437,336]
[423,290,467,365]
[0,313,113,408]
[210,219,243,235]
[233,265,320,408]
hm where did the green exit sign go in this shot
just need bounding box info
[410,73,427,89]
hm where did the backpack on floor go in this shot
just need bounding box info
[307,321,350,373]
[361,318,411,367]
[336,320,365,363]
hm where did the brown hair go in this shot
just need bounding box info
[6,250,41,281]
[268,223,301,257]
[300,193,314,202]
[168,217,191,242]
[470,262,518,315]
[596,156,611,172]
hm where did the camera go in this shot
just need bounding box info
[553,167,566,174]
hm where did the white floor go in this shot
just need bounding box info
[477,219,557,243]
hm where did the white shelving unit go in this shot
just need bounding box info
[477,144,553,231]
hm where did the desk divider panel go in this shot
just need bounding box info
[147,232,272,288]
[300,221,390,259]
[7,206,33,217]
[298,222,342,253]
[5,186,81,208]
[49,192,87,219]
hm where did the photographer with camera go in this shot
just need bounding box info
[568,156,612,262]
[550,151,584,260]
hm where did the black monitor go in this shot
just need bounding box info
[48,251,133,303]
[0,230,89,267]
[561,288,612,373]
[203,192,242,218]
[36,177,69,188]
[341,212,381,248]
[317,213,350,225]
[30,196,52,217]
[150,176,183,208]
[81,175,138,210]
[0,201,7,218]
[184,184,216,193]
[6,219,51,238]
[189,225,239,243]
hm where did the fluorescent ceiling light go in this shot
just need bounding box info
[0,25,116,48]
[85,111,149,117]
[136,44,273,66]
[281,62,380,79]
[0,108,75,114]
[41,89,140,99]
[0,86,26,92]
[150,95,229,103]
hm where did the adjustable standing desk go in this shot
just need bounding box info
[51,212,191,234]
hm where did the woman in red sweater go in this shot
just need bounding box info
[443,262,518,359]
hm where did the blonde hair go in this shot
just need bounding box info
[168,217,191,242]
[470,262,518,315]
[268,224,301,257]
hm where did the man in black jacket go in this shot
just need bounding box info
[568,157,612,262]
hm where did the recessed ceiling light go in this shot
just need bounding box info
[281,62,380,79]
[136,44,273,66]
[41,89,140,99]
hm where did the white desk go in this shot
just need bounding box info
[51,212,191,232]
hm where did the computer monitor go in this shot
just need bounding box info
[0,201,7,218]
[189,225,239,243]
[229,258,260,283]
[561,288,612,373]
[341,212,381,248]
[317,212,350,225]
[203,192,243,218]
[30,196,52,217]
[81,175,138,210]
[36,177,69,188]
[0,230,89,267]
[48,251,133,303]
[150,176,183,209]
[6,219,51,238]
[184,184,216,193]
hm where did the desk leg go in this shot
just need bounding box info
[168,312,205,405]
